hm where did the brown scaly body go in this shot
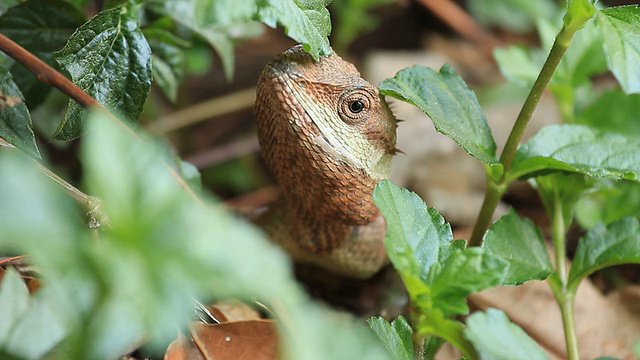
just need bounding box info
[254,45,398,278]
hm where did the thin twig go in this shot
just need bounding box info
[148,88,256,134]
[0,137,109,228]
[416,0,504,57]
[185,135,260,168]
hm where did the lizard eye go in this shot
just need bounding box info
[348,100,364,113]
[338,89,374,124]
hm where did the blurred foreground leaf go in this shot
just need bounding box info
[0,111,389,359]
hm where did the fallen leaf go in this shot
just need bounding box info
[190,320,278,360]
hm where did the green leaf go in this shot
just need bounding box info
[577,88,640,137]
[494,45,545,86]
[429,248,507,315]
[144,28,188,102]
[596,5,640,94]
[0,268,29,344]
[421,336,446,360]
[374,180,507,317]
[495,19,606,89]
[0,66,40,157]
[330,0,394,53]
[568,217,640,292]
[576,180,640,229]
[147,0,261,80]
[0,0,85,108]
[510,124,640,181]
[464,308,550,360]
[257,0,332,60]
[555,19,607,88]
[367,316,413,360]
[563,0,596,33]
[373,180,454,284]
[535,172,587,231]
[380,65,500,175]
[467,0,557,33]
[4,284,71,359]
[53,7,151,140]
[482,208,553,285]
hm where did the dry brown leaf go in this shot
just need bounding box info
[190,320,278,360]
[469,279,640,359]
[165,332,207,360]
[210,299,263,322]
[166,300,277,360]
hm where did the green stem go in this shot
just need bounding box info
[499,26,573,172]
[550,192,579,360]
[469,25,577,246]
[469,173,504,246]
[558,294,579,360]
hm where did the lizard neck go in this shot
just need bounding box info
[254,45,397,277]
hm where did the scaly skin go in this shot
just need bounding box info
[254,45,398,278]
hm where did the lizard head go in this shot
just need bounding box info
[256,45,397,226]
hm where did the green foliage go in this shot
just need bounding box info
[510,124,640,181]
[464,308,550,360]
[330,0,395,53]
[148,0,332,79]
[2,0,640,359]
[257,0,332,59]
[144,27,189,102]
[597,6,640,94]
[568,217,640,292]
[563,0,597,34]
[0,269,69,359]
[368,316,414,360]
[0,0,334,152]
[0,112,389,359]
[575,180,640,229]
[0,0,85,108]
[467,0,556,33]
[373,2,640,359]
[494,19,607,121]
[0,67,39,157]
[372,181,556,357]
[54,7,152,140]
[576,88,640,136]
[482,208,553,285]
[380,65,501,177]
[146,0,258,80]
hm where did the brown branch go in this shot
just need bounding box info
[416,0,504,57]
[0,33,140,139]
[185,136,260,168]
[0,33,101,109]
[148,88,256,134]
[0,33,200,202]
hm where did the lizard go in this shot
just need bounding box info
[254,45,398,279]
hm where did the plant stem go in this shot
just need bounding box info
[469,173,503,246]
[550,196,579,360]
[0,137,109,228]
[499,26,573,173]
[469,25,577,246]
